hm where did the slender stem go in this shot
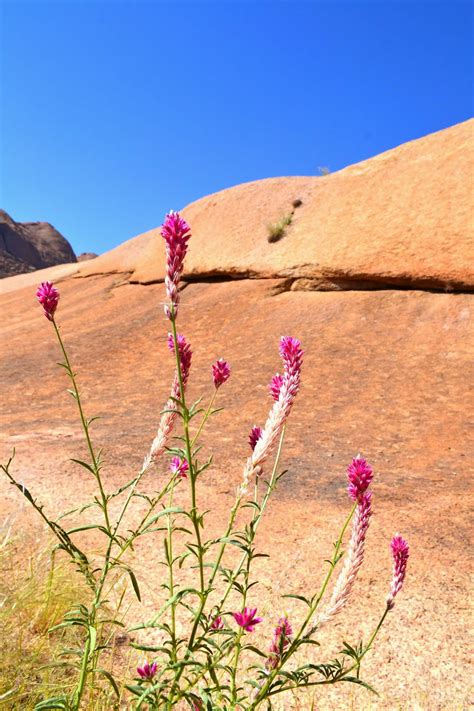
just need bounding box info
[191,389,217,447]
[73,632,91,708]
[169,315,205,594]
[173,430,287,705]
[230,632,243,708]
[215,429,286,614]
[166,480,178,663]
[250,502,357,708]
[52,320,111,534]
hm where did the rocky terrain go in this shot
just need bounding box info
[0,210,77,278]
[0,120,472,709]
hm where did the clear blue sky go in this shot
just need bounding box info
[1,0,472,255]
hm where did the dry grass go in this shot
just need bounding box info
[267,213,293,243]
[0,518,101,708]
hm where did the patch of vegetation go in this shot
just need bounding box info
[0,525,109,709]
[267,213,293,243]
[292,198,303,209]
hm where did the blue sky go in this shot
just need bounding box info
[1,0,472,255]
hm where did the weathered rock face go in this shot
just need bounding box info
[0,210,77,278]
[79,120,473,291]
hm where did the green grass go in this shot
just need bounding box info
[267,213,293,243]
[0,525,83,707]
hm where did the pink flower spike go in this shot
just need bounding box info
[269,373,284,401]
[137,661,158,680]
[210,615,224,630]
[347,456,373,502]
[161,211,191,320]
[279,336,304,374]
[36,282,60,321]
[233,607,262,632]
[170,456,188,479]
[266,616,293,670]
[248,425,263,452]
[167,333,192,385]
[387,534,410,610]
[212,358,231,388]
[240,336,303,495]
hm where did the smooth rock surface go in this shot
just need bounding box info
[79,120,474,290]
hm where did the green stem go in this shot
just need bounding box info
[73,632,91,708]
[216,429,286,615]
[169,315,205,595]
[167,481,178,663]
[262,606,391,702]
[230,633,243,708]
[191,389,217,447]
[53,320,111,534]
[250,501,357,708]
[173,430,286,705]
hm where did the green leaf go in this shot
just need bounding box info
[281,594,312,607]
[34,696,69,710]
[128,568,141,601]
[66,524,101,534]
[341,677,379,695]
[70,458,96,475]
[88,626,97,654]
[95,669,120,697]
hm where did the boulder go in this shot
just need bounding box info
[79,119,474,291]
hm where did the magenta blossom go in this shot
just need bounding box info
[210,615,224,630]
[347,456,373,502]
[36,282,60,321]
[161,211,191,320]
[170,456,188,479]
[167,333,192,386]
[266,617,293,669]
[248,425,263,452]
[269,373,284,401]
[387,534,410,610]
[240,336,303,495]
[212,359,231,388]
[137,661,158,680]
[233,607,262,632]
[279,336,304,375]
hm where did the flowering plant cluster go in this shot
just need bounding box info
[2,212,410,710]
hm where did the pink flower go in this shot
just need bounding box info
[210,615,224,630]
[36,281,60,321]
[142,334,192,472]
[266,617,293,670]
[347,456,373,502]
[387,534,410,610]
[248,426,263,452]
[233,607,262,632]
[167,333,192,385]
[170,456,188,479]
[279,336,304,378]
[269,373,284,401]
[161,211,191,320]
[212,359,231,388]
[241,336,303,494]
[137,661,158,680]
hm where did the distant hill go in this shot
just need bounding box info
[0,210,77,278]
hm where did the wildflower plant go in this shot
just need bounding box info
[2,211,410,709]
